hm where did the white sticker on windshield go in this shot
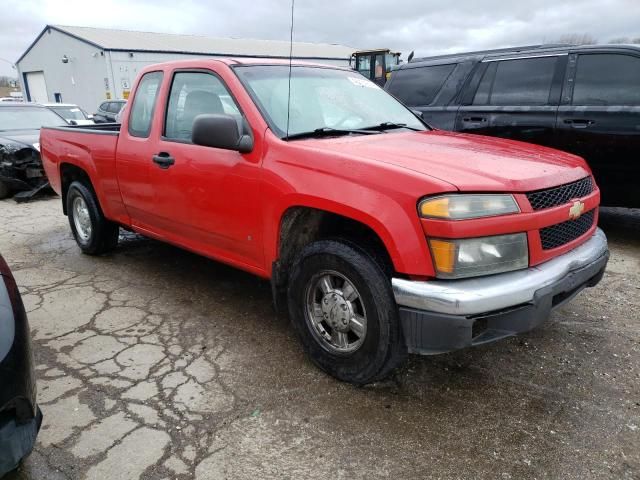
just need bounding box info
[347,76,379,89]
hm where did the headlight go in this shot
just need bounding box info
[419,194,519,220]
[429,233,528,279]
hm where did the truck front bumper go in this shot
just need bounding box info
[392,228,609,355]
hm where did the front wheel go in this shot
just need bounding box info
[66,181,119,255]
[287,240,406,384]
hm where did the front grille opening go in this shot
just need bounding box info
[472,318,489,338]
[540,209,595,250]
[527,177,593,210]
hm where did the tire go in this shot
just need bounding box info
[66,181,119,255]
[287,239,407,385]
[0,180,9,200]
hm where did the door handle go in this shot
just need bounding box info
[152,152,175,169]
[563,119,594,129]
[463,116,487,123]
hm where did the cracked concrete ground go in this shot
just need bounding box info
[1,198,638,480]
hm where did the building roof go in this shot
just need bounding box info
[17,25,356,64]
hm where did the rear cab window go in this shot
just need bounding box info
[128,71,163,138]
[572,53,640,105]
[387,64,456,106]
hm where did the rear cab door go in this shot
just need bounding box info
[556,48,640,207]
[455,52,567,148]
[115,70,166,229]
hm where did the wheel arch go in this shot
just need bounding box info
[59,163,96,216]
[270,204,401,313]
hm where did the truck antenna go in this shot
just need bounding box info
[285,0,295,140]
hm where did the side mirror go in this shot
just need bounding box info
[192,114,253,153]
[86,114,94,120]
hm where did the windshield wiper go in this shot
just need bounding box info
[285,127,380,141]
[360,122,423,132]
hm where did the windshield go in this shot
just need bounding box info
[234,65,426,138]
[0,107,67,131]
[51,106,86,121]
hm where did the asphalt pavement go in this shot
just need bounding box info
[1,198,638,479]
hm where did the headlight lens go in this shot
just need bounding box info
[419,194,519,220]
[429,233,528,279]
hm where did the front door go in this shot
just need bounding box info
[556,52,640,207]
[150,70,264,267]
[456,55,565,150]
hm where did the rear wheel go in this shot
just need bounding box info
[287,240,406,384]
[66,181,119,255]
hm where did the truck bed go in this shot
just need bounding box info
[43,123,121,135]
[40,124,121,217]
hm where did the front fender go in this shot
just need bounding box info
[264,191,436,278]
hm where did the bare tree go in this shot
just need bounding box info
[0,76,18,88]
[555,33,598,45]
[608,36,640,44]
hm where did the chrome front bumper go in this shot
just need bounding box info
[393,228,608,316]
[392,229,609,355]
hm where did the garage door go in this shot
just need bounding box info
[25,71,48,103]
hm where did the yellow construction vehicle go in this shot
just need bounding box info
[350,49,401,86]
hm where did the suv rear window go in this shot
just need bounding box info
[572,54,640,106]
[475,57,557,106]
[387,64,456,106]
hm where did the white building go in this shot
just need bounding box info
[16,25,355,112]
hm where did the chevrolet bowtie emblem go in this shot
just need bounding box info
[569,200,585,220]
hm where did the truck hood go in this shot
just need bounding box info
[299,130,590,192]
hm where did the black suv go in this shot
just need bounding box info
[385,44,640,207]
[93,100,126,123]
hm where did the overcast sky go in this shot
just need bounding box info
[1,0,639,76]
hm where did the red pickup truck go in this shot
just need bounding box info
[40,58,609,384]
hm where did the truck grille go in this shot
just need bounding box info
[527,177,593,211]
[539,210,595,250]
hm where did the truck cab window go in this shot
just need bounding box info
[572,54,640,106]
[164,71,241,141]
[374,54,384,79]
[128,72,163,138]
[356,56,371,77]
